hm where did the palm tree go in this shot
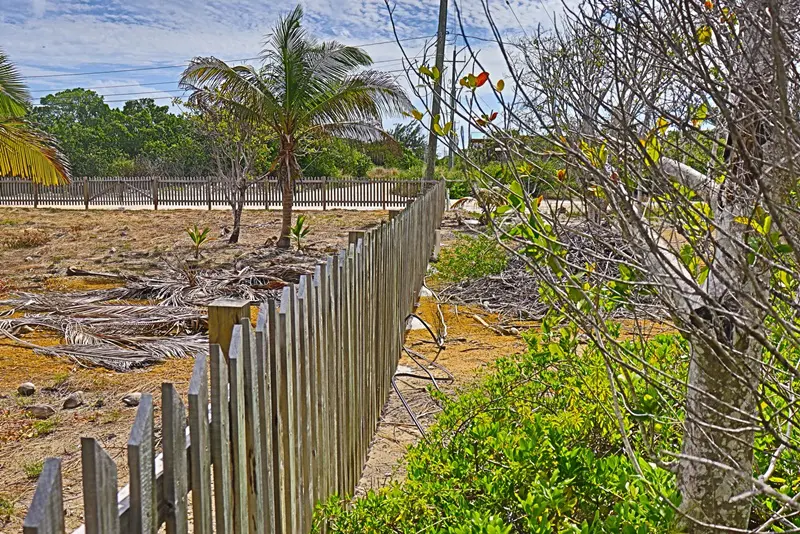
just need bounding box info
[0,50,70,184]
[180,5,410,248]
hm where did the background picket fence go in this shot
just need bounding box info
[22,181,447,534]
[0,176,433,210]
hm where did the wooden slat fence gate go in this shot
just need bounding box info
[0,177,435,210]
[23,181,447,534]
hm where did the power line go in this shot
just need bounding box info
[26,35,436,80]
[30,55,433,99]
[30,80,179,94]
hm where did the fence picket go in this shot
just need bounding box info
[188,353,213,534]
[210,344,234,534]
[255,305,278,534]
[81,438,120,534]
[240,318,267,534]
[127,393,156,534]
[162,383,189,534]
[229,326,251,534]
[23,458,64,534]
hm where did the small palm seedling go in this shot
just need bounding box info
[187,224,212,259]
[290,215,311,251]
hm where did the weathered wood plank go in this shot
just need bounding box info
[127,393,155,534]
[188,353,212,534]
[229,325,250,534]
[162,383,188,534]
[239,318,266,534]
[255,305,277,534]
[81,438,120,534]
[278,286,300,534]
[210,344,233,534]
[23,458,65,534]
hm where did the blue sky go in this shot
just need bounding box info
[2,0,563,121]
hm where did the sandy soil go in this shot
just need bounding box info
[0,207,386,290]
[0,206,386,532]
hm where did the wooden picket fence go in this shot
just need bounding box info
[0,176,432,210]
[22,181,447,534]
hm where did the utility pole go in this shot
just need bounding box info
[448,44,458,169]
[424,0,448,181]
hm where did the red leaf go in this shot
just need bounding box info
[489,111,498,121]
[475,72,489,87]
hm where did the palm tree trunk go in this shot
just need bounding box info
[277,176,293,248]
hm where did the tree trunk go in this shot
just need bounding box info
[276,175,293,249]
[229,183,246,244]
[229,203,242,244]
[676,0,786,524]
[678,327,760,531]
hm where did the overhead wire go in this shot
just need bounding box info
[26,34,436,80]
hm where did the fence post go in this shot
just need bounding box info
[83,178,90,210]
[33,181,39,208]
[322,176,328,211]
[152,177,159,211]
[381,180,387,210]
[207,176,212,211]
[208,298,251,360]
[22,458,64,534]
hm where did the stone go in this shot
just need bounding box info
[18,382,36,396]
[122,392,142,407]
[27,405,56,419]
[62,391,84,409]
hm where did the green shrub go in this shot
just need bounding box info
[434,235,508,284]
[316,325,682,533]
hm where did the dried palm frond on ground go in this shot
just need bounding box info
[0,304,208,370]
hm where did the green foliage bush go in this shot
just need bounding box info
[301,137,373,177]
[317,324,683,533]
[434,234,508,284]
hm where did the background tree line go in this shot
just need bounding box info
[28,88,427,179]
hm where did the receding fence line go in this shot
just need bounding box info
[23,181,447,534]
[0,176,434,210]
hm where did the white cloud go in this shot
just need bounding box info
[30,0,47,17]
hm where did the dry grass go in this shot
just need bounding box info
[1,229,49,250]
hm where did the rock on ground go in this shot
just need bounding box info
[18,382,36,396]
[62,392,84,409]
[27,405,56,419]
[122,392,142,407]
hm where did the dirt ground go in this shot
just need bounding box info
[0,206,386,532]
[0,207,386,291]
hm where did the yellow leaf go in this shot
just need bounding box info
[696,25,713,45]
[656,117,669,134]
[496,79,505,92]
[411,109,423,121]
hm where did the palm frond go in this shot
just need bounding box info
[0,50,29,117]
[0,118,71,184]
[301,70,411,132]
